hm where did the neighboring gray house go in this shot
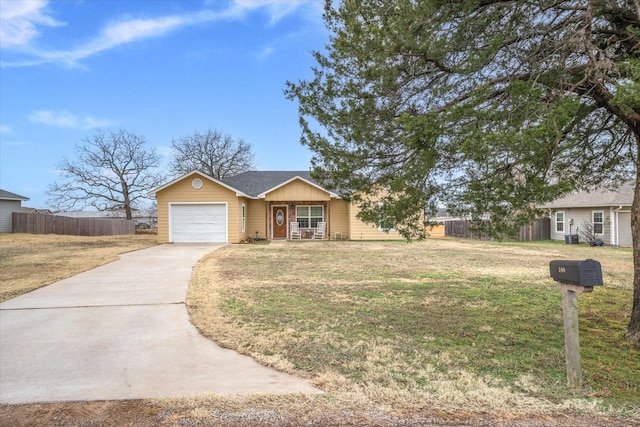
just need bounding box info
[543,181,633,246]
[0,189,30,233]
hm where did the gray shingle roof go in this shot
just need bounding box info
[543,181,634,208]
[221,171,324,198]
[0,189,29,201]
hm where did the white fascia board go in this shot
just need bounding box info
[0,197,30,201]
[257,176,338,199]
[236,191,258,199]
[148,170,250,198]
[544,203,633,210]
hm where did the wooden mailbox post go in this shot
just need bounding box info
[549,259,603,389]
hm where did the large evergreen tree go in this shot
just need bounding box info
[286,0,640,342]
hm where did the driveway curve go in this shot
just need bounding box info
[0,244,319,404]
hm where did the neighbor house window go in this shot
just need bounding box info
[296,205,323,228]
[593,211,603,234]
[556,212,564,232]
[241,204,246,232]
[378,203,396,231]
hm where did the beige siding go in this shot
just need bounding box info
[329,199,350,239]
[426,224,445,237]
[236,197,250,241]
[246,198,267,240]
[348,201,406,241]
[265,180,331,201]
[156,176,239,243]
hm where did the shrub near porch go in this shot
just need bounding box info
[187,239,638,416]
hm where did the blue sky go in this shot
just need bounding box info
[0,0,328,209]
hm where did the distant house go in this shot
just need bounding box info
[149,170,418,243]
[21,207,52,215]
[429,208,490,223]
[0,189,30,233]
[543,181,633,246]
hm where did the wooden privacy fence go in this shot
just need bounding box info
[12,212,135,236]
[519,218,551,241]
[445,220,490,240]
[445,218,550,241]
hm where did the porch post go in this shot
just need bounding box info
[267,201,271,240]
[326,200,330,240]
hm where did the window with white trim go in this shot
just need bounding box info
[296,205,323,228]
[556,211,564,233]
[378,203,396,231]
[593,210,603,234]
[241,204,246,232]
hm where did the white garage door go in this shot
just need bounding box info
[170,204,227,243]
[618,212,632,247]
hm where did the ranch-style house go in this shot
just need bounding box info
[150,170,412,243]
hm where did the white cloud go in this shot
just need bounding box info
[2,0,320,67]
[28,110,115,130]
[257,45,276,60]
[0,0,63,48]
[255,19,324,62]
[0,125,11,133]
[230,0,307,25]
[4,141,31,147]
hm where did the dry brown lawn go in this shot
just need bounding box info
[186,238,638,419]
[1,236,637,426]
[0,233,158,302]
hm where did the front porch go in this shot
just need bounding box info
[268,201,329,240]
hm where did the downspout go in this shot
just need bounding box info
[613,205,624,246]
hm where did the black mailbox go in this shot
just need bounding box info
[549,259,603,286]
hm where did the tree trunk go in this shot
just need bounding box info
[628,137,640,344]
[122,181,133,221]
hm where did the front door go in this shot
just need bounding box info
[272,206,287,239]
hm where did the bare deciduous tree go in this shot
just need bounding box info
[170,129,256,180]
[47,129,165,220]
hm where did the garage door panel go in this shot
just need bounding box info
[618,212,632,246]
[170,204,227,243]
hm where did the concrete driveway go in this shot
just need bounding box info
[0,244,319,404]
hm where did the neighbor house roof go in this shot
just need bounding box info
[0,189,29,201]
[543,181,634,209]
[21,207,52,214]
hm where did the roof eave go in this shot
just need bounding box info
[256,175,337,198]
[1,197,30,201]
[543,203,632,209]
[148,170,250,198]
